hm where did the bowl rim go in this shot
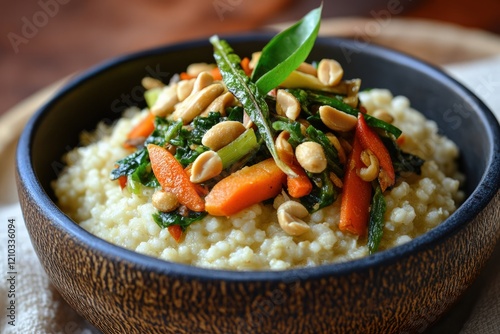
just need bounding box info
[17,33,500,281]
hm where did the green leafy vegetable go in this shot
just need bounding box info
[153,210,207,231]
[368,185,386,254]
[210,35,295,176]
[252,5,322,94]
[111,148,149,180]
[272,119,305,147]
[301,171,336,212]
[381,137,425,175]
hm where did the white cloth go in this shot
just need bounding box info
[0,56,499,334]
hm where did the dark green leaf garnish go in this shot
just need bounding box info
[301,171,336,212]
[368,185,386,254]
[210,35,295,176]
[111,148,149,180]
[252,5,322,94]
[153,210,207,231]
[381,137,425,175]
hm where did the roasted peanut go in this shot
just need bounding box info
[275,131,294,165]
[276,89,301,120]
[317,59,343,86]
[297,119,310,136]
[171,83,224,124]
[192,71,214,95]
[277,201,310,236]
[177,78,195,101]
[201,120,246,151]
[358,149,379,182]
[151,83,179,117]
[190,151,223,183]
[295,141,327,173]
[141,76,164,90]
[326,133,346,164]
[186,62,217,77]
[152,190,179,212]
[249,51,261,70]
[296,62,317,76]
[243,111,253,129]
[201,92,235,117]
[319,105,357,132]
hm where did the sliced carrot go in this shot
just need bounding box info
[339,134,372,236]
[396,134,405,146]
[240,57,252,76]
[205,158,286,216]
[168,225,183,243]
[356,113,395,191]
[118,175,127,190]
[287,163,312,198]
[124,112,156,148]
[147,144,205,212]
[210,67,222,81]
[180,72,195,80]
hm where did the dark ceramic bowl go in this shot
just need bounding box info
[16,34,500,333]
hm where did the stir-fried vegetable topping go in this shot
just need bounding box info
[109,5,424,250]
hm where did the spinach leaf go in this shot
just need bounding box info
[301,171,337,212]
[272,118,305,147]
[153,210,207,231]
[110,148,149,180]
[381,137,425,175]
[130,162,159,188]
[252,5,322,95]
[210,35,295,176]
[368,185,386,254]
[227,106,244,122]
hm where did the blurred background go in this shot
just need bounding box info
[1,0,499,117]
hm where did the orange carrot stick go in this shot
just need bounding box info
[275,131,312,198]
[356,113,395,191]
[287,163,313,198]
[147,144,205,212]
[168,225,183,243]
[124,112,156,148]
[180,72,195,80]
[205,158,286,216]
[118,175,127,190]
[210,67,223,81]
[339,134,372,236]
[240,57,252,76]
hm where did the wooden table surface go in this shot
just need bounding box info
[1,0,499,117]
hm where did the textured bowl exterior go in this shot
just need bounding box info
[16,35,500,333]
